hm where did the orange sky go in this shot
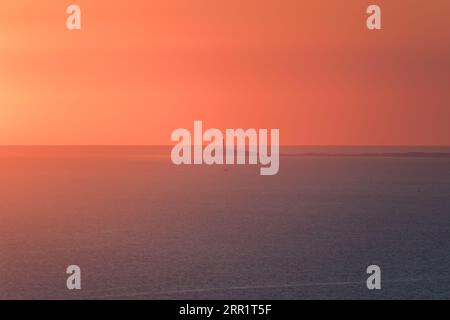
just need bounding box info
[1,0,449,145]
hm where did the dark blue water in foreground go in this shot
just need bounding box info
[0,146,449,299]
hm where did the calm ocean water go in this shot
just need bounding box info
[1,146,449,299]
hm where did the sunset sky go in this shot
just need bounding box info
[1,0,449,145]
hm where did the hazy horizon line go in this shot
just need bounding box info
[1,144,450,147]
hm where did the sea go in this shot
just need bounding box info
[0,146,449,299]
